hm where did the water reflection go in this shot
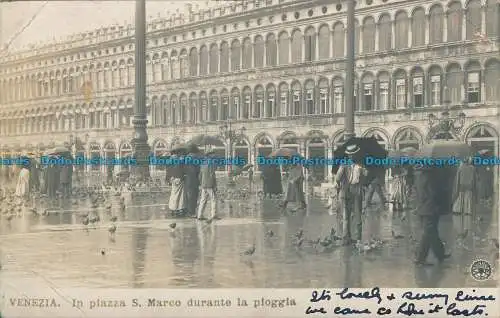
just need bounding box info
[0,185,497,288]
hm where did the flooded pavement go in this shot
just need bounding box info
[0,182,498,289]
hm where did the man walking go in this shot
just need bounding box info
[414,165,450,266]
[333,144,367,245]
[197,151,218,221]
[365,168,387,207]
[185,144,201,217]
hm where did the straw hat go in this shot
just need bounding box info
[345,144,360,155]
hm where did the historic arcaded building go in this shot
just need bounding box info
[0,0,498,180]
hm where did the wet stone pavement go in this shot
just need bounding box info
[0,180,498,289]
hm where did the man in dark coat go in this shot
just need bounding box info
[46,158,60,199]
[261,162,283,198]
[414,165,450,266]
[59,160,73,198]
[184,145,201,217]
[29,157,40,193]
[279,164,306,209]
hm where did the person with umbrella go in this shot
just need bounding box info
[260,159,283,198]
[28,152,40,193]
[333,144,368,245]
[197,150,218,221]
[167,153,187,217]
[452,156,478,238]
[15,157,31,202]
[279,159,306,210]
[184,144,201,217]
[46,155,61,199]
[414,164,451,266]
[59,152,74,198]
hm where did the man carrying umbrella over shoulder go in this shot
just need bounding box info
[185,144,201,218]
[333,144,368,246]
[197,150,218,221]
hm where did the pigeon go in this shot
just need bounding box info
[169,222,177,229]
[265,230,274,238]
[82,217,90,226]
[110,216,118,222]
[491,238,499,249]
[101,250,106,256]
[108,224,117,234]
[392,230,404,239]
[243,243,256,256]
[295,229,304,239]
[457,229,469,240]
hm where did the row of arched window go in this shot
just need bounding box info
[1,58,498,136]
[1,0,498,104]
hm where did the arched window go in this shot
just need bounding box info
[378,14,392,51]
[318,25,330,60]
[318,78,329,114]
[266,34,277,66]
[465,61,482,103]
[254,36,264,67]
[228,40,240,72]
[151,56,161,83]
[412,8,426,46]
[447,2,463,42]
[484,59,500,101]
[179,50,188,79]
[362,17,375,53]
[411,68,425,108]
[209,91,218,121]
[265,84,276,118]
[278,32,289,65]
[332,23,345,58]
[189,48,198,76]
[254,85,264,118]
[278,82,289,117]
[209,44,219,74]
[291,30,303,63]
[199,46,208,75]
[189,94,197,124]
[429,5,444,44]
[395,11,409,49]
[242,38,252,69]
[171,51,179,79]
[291,81,301,115]
[220,42,229,72]
[445,64,463,104]
[305,80,315,114]
[361,73,374,111]
[354,20,360,54]
[429,66,443,106]
[486,0,499,37]
[304,27,316,62]
[333,77,344,113]
[466,0,482,40]
[394,128,421,150]
[112,62,119,88]
[393,70,407,109]
[377,72,390,110]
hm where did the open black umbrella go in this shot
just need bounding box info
[332,136,387,174]
[170,143,189,155]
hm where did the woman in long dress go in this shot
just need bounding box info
[167,155,187,216]
[390,166,407,211]
[15,164,31,201]
[452,157,477,234]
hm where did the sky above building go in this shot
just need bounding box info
[1,0,216,51]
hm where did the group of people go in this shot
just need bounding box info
[11,152,74,202]
[165,144,219,221]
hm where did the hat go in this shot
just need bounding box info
[205,150,216,156]
[345,144,360,155]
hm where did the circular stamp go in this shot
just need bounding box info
[470,259,493,281]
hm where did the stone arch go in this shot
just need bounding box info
[392,126,424,149]
[253,132,275,148]
[464,122,499,141]
[362,127,391,149]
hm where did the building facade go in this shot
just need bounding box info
[0,0,499,180]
